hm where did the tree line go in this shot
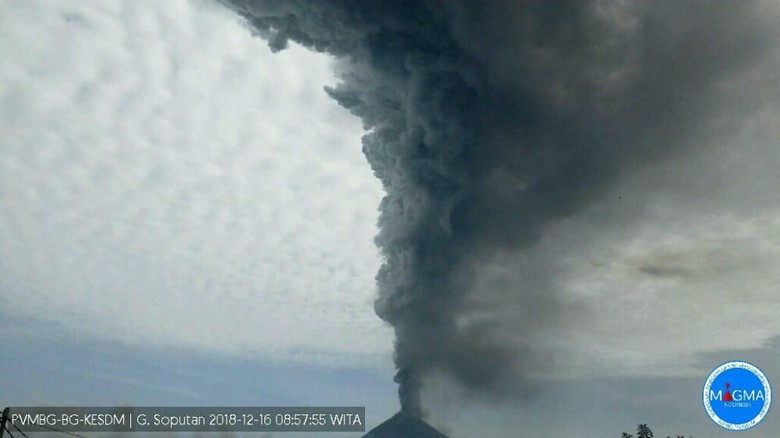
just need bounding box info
[621,423,692,438]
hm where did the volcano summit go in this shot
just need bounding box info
[363,413,449,438]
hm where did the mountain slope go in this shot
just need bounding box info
[363,413,449,438]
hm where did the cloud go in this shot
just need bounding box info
[525,121,780,378]
[221,0,780,413]
[4,2,779,421]
[0,0,390,366]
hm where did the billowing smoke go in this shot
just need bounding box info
[220,0,778,417]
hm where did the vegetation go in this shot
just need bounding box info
[620,424,693,438]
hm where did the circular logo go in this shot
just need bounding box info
[703,361,771,430]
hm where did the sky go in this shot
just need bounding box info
[2,1,780,438]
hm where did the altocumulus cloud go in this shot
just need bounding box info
[0,0,390,366]
[3,0,780,410]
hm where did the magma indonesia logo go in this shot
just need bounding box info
[703,361,772,431]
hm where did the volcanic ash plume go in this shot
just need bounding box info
[221,0,779,416]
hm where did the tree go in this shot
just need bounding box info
[622,433,633,438]
[637,424,654,438]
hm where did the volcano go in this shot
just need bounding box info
[362,413,449,438]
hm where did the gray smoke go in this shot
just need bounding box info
[220,0,779,417]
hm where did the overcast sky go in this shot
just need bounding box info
[1,0,391,364]
[1,0,395,431]
[2,1,779,438]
